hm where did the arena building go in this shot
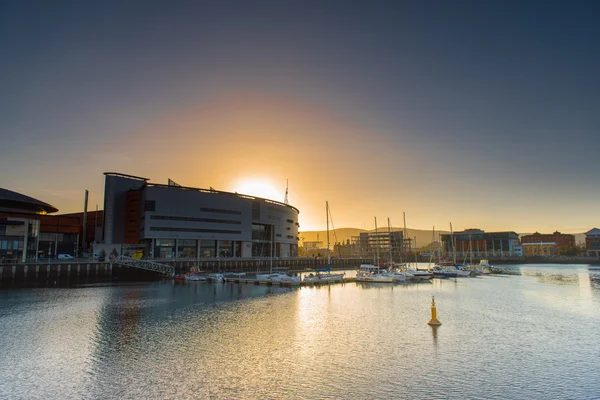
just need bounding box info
[101,173,300,259]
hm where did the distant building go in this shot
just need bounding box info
[513,245,523,257]
[521,231,575,249]
[522,242,557,256]
[333,239,360,258]
[585,228,600,258]
[303,241,322,252]
[440,228,521,258]
[354,231,404,261]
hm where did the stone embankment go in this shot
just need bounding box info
[0,257,370,285]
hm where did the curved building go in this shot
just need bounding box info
[102,173,300,259]
[0,188,59,262]
[0,188,58,214]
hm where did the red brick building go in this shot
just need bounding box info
[520,231,575,249]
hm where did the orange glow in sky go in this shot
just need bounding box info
[231,178,284,202]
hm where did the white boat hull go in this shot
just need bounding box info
[303,273,345,283]
[356,274,396,283]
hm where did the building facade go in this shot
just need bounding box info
[440,228,521,258]
[520,231,575,250]
[353,231,404,261]
[585,228,600,258]
[522,242,557,256]
[101,173,300,259]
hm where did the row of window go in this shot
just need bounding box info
[200,207,241,215]
[150,215,241,225]
[144,200,242,215]
[149,227,242,234]
[0,239,23,251]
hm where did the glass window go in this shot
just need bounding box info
[219,241,233,257]
[199,240,215,258]
[177,239,197,258]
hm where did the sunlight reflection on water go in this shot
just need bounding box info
[1,265,599,399]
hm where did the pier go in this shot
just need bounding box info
[220,274,358,287]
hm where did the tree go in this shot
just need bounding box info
[558,246,580,256]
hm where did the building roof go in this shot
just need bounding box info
[146,182,300,213]
[586,228,600,237]
[0,188,59,214]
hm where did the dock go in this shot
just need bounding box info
[220,275,357,287]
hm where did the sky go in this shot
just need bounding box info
[1,0,599,233]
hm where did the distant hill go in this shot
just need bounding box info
[299,227,449,248]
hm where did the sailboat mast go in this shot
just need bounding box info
[403,212,407,266]
[414,236,418,265]
[375,217,379,269]
[326,201,330,270]
[270,223,273,274]
[428,226,435,269]
[450,222,456,264]
[469,234,472,265]
[388,218,392,264]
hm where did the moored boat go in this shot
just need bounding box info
[356,264,397,283]
[303,201,345,284]
[268,273,301,285]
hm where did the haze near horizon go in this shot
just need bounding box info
[1,1,598,234]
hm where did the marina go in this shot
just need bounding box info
[1,263,599,399]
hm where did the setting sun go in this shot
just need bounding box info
[232,179,285,202]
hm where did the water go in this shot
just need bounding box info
[1,264,599,399]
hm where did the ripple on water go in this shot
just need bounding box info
[1,267,600,399]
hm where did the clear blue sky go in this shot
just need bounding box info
[1,0,599,233]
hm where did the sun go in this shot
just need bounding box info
[232,179,284,202]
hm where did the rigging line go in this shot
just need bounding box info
[392,226,404,263]
[327,206,343,259]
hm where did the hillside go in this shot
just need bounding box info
[299,227,448,248]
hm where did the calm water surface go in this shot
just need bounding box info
[1,264,599,399]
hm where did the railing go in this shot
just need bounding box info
[113,256,174,276]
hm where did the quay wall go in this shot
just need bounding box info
[0,257,371,285]
[2,256,598,286]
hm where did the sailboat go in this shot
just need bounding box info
[303,201,345,283]
[356,217,396,283]
[400,213,431,281]
[431,223,470,278]
[385,218,409,282]
[256,226,300,284]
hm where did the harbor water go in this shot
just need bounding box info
[1,264,599,399]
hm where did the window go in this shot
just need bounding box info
[252,200,260,220]
[144,200,156,212]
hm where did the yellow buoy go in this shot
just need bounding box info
[427,296,442,326]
